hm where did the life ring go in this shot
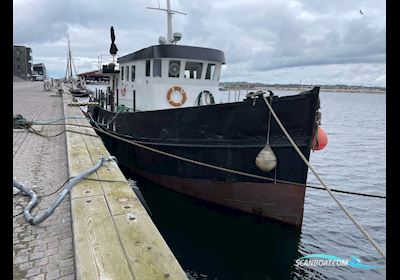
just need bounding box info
[167,86,187,106]
[120,87,127,96]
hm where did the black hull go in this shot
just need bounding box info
[90,88,320,226]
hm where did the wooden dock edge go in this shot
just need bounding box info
[62,93,188,280]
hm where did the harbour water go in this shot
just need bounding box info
[88,85,386,279]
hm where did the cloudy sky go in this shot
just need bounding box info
[13,0,386,87]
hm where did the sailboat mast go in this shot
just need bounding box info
[68,37,73,79]
[65,38,70,80]
[65,36,76,80]
[65,49,68,80]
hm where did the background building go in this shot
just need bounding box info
[13,45,32,80]
[32,63,47,80]
[78,70,110,82]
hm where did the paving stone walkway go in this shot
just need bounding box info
[13,81,75,280]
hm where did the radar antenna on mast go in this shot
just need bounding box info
[147,0,186,44]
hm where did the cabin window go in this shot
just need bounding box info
[145,60,151,77]
[153,59,162,77]
[126,65,130,81]
[121,66,124,81]
[205,63,216,80]
[131,65,135,81]
[184,61,203,79]
[168,60,180,78]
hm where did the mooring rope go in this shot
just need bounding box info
[17,112,386,199]
[261,95,386,260]
[86,117,386,199]
[26,127,101,139]
[31,116,87,125]
[13,114,88,129]
[13,115,386,200]
[18,98,384,256]
[88,110,122,127]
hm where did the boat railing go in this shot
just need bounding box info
[221,88,258,103]
[97,54,120,71]
[93,87,117,112]
[93,87,265,109]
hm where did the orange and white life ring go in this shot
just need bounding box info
[167,86,187,107]
[120,87,127,96]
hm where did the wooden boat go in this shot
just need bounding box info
[69,87,91,98]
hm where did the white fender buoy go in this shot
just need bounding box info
[255,144,277,172]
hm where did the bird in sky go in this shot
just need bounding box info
[360,10,364,15]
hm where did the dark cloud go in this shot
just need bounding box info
[180,0,385,71]
[13,0,386,86]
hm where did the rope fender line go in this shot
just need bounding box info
[261,94,386,260]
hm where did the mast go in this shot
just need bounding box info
[65,37,69,80]
[147,0,186,44]
[66,36,71,80]
[166,0,172,43]
[65,36,77,80]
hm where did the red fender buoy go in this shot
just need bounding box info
[312,127,328,151]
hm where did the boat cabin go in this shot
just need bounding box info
[116,44,225,111]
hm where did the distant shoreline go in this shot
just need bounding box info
[269,87,385,94]
[223,86,386,94]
